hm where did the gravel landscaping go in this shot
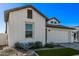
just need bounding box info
[0,46,38,56]
[0,47,23,56]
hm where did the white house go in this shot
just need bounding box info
[4,5,75,47]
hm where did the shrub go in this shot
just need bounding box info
[15,42,23,49]
[45,43,54,48]
[15,42,33,50]
[31,41,42,49]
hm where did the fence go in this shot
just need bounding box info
[0,33,8,46]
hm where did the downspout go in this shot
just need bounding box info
[4,11,8,33]
[4,11,7,33]
[4,11,8,46]
[5,21,7,33]
[45,19,47,44]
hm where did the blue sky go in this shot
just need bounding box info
[0,3,79,33]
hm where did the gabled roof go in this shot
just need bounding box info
[74,26,79,27]
[47,24,75,30]
[4,5,48,22]
[47,17,60,23]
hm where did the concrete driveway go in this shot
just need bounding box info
[60,43,79,50]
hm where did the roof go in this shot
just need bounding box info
[47,17,60,23]
[47,24,75,30]
[4,5,48,22]
[74,26,79,27]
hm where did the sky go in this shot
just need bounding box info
[0,3,79,33]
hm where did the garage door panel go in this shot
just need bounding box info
[47,29,69,43]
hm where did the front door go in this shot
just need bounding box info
[74,32,79,42]
[74,33,76,42]
[73,33,78,42]
[76,31,79,42]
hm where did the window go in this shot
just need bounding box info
[54,22,57,24]
[51,21,53,24]
[25,24,33,38]
[27,9,32,19]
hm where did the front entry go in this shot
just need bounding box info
[76,31,79,42]
[73,31,79,42]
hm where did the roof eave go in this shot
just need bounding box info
[47,25,76,30]
[4,5,48,22]
[47,17,60,23]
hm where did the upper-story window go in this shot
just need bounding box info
[51,21,57,25]
[54,22,57,24]
[51,21,53,24]
[27,9,32,19]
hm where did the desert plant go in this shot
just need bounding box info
[15,42,33,50]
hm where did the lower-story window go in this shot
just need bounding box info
[25,24,33,38]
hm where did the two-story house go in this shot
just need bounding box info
[4,5,75,47]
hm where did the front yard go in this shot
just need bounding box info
[35,48,79,56]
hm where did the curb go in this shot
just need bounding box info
[32,50,39,56]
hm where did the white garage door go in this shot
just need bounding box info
[47,28,70,43]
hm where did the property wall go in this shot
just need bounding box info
[0,33,8,45]
[47,27,73,43]
[7,8,46,47]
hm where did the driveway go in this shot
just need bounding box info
[60,43,79,50]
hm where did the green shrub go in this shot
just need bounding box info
[15,42,23,49]
[31,41,42,49]
[45,43,54,48]
[15,42,33,50]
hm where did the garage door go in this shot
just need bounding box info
[47,29,70,43]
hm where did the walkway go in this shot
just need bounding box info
[60,43,79,50]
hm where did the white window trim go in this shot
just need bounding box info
[25,22,34,39]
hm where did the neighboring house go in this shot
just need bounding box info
[4,5,75,47]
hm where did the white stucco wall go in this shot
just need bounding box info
[47,27,73,43]
[7,8,46,47]
[0,33,8,45]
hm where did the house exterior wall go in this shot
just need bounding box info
[7,8,46,47]
[47,27,73,43]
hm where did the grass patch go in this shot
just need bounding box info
[35,48,79,56]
